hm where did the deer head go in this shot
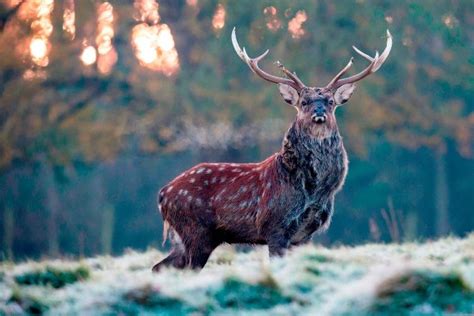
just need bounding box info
[232,28,392,138]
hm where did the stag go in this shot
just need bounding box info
[153,28,392,272]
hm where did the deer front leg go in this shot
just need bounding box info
[267,229,291,257]
[263,200,305,257]
[266,215,301,257]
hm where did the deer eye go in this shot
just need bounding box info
[328,99,334,106]
[301,100,307,106]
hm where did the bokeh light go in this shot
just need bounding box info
[212,3,226,30]
[96,2,117,74]
[131,0,180,75]
[27,0,54,67]
[288,10,307,39]
[80,46,97,66]
[62,0,75,39]
[263,6,281,32]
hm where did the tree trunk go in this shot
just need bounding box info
[101,203,115,255]
[42,160,60,257]
[434,151,450,236]
[3,205,14,261]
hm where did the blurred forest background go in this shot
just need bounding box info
[0,0,472,260]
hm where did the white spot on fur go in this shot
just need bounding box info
[220,177,227,183]
[178,189,183,195]
[166,186,173,193]
[187,195,192,202]
[232,168,241,172]
[197,167,205,174]
[211,177,217,184]
[218,167,225,171]
[206,169,212,174]
[204,180,209,185]
[196,198,203,206]
[190,178,195,183]
[190,170,196,175]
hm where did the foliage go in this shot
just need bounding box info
[372,271,474,314]
[14,265,90,289]
[212,277,291,310]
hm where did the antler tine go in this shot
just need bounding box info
[232,27,306,91]
[326,30,392,90]
[276,61,306,88]
[326,57,354,88]
[352,45,374,62]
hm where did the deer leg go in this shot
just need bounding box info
[183,231,218,270]
[267,229,291,257]
[152,247,186,273]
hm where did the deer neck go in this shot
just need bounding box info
[277,121,347,198]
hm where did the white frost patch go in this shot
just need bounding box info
[0,235,472,315]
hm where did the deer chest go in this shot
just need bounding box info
[303,143,348,202]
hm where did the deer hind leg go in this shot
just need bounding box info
[152,247,186,273]
[152,228,187,273]
[183,230,219,270]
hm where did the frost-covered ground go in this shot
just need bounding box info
[1,235,473,315]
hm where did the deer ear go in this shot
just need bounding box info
[278,84,299,106]
[334,83,356,105]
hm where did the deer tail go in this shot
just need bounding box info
[157,189,170,247]
[162,219,170,247]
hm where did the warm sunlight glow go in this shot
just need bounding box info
[96,2,117,74]
[80,46,97,65]
[212,3,226,30]
[288,10,307,39]
[186,0,198,7]
[131,0,180,75]
[442,14,458,29]
[62,0,75,40]
[263,6,281,32]
[30,37,47,59]
[4,0,22,9]
[134,0,160,25]
[26,0,54,67]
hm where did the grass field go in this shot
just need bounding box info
[1,235,473,315]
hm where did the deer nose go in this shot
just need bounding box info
[312,113,327,123]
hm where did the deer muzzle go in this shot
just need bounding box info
[312,114,327,123]
[312,104,327,123]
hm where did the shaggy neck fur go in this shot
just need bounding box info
[277,120,348,203]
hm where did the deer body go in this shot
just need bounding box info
[153,28,391,271]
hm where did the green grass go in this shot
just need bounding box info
[0,235,473,315]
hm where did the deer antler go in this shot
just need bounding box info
[326,30,392,90]
[232,27,306,92]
